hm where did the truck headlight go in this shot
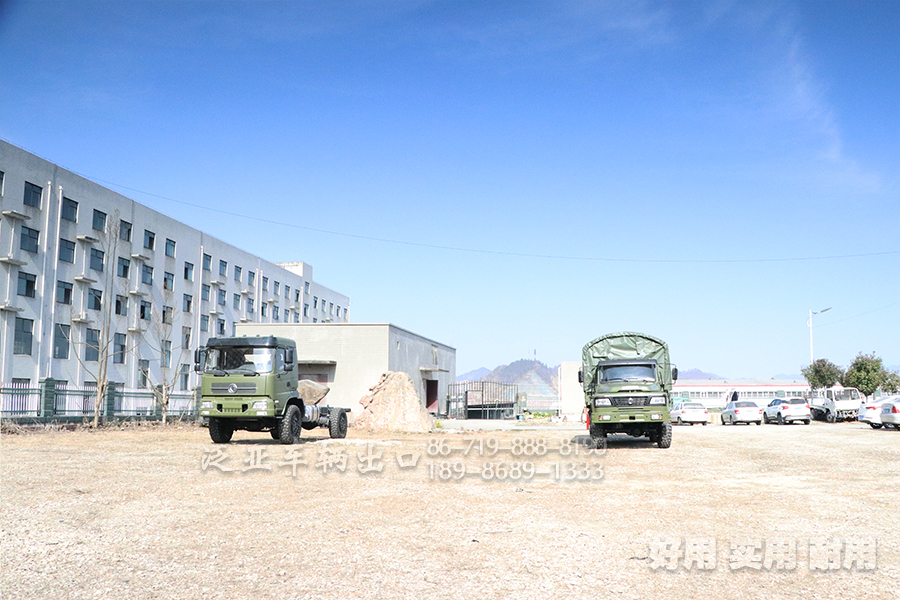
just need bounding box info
[252,401,269,410]
[201,401,213,409]
[593,397,611,407]
[649,397,666,405]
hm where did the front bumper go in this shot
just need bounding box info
[199,397,275,418]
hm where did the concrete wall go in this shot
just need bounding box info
[235,323,456,420]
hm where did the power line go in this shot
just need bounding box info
[818,301,900,328]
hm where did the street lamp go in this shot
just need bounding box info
[808,307,832,364]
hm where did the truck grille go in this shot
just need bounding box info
[610,397,651,407]
[210,382,258,395]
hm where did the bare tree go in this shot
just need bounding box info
[142,285,192,425]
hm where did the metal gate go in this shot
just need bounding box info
[447,381,518,420]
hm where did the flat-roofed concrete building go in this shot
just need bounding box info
[0,140,349,393]
[236,322,456,418]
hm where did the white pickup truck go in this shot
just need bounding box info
[809,387,863,422]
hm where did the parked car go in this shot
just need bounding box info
[881,398,900,430]
[763,397,812,425]
[859,396,898,429]
[671,402,709,425]
[721,400,762,425]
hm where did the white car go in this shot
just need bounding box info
[859,396,898,429]
[762,397,811,425]
[721,401,762,425]
[881,398,900,430]
[671,402,709,425]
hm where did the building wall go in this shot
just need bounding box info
[0,141,350,390]
[235,323,456,419]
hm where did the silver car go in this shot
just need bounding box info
[881,398,900,430]
[671,402,709,425]
[859,396,898,429]
[721,401,762,425]
[763,397,812,425]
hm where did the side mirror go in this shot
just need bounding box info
[672,367,678,382]
[577,370,583,383]
[194,348,206,373]
[285,348,294,371]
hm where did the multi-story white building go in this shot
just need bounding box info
[0,140,350,392]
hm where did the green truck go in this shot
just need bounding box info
[579,332,677,449]
[194,335,349,444]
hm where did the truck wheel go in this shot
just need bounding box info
[279,404,302,445]
[657,422,672,449]
[209,418,234,444]
[589,424,606,448]
[825,411,835,423]
[270,429,280,439]
[329,409,348,439]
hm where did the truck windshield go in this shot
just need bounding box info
[599,364,656,383]
[204,347,275,374]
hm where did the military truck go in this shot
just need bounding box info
[194,335,349,444]
[579,332,677,448]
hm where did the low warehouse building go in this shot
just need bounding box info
[234,323,455,419]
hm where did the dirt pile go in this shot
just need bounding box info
[354,372,434,432]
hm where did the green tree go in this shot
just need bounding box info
[841,353,888,397]
[801,359,844,390]
[882,370,900,394]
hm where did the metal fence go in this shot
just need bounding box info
[447,381,519,420]
[1,379,197,421]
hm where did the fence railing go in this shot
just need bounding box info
[1,379,198,421]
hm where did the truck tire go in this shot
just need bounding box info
[657,422,672,449]
[826,410,835,423]
[279,404,302,445]
[329,409,348,439]
[270,429,280,439]
[589,423,606,448]
[209,417,234,444]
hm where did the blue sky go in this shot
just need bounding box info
[2,0,898,378]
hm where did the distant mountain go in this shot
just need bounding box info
[772,373,804,380]
[456,367,490,382]
[679,368,723,380]
[483,359,558,390]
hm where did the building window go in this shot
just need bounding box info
[119,220,132,241]
[182,326,191,350]
[180,365,190,391]
[329,302,334,315]
[59,238,75,263]
[163,271,174,290]
[21,226,39,253]
[273,281,280,296]
[284,285,290,299]
[140,301,151,320]
[273,306,279,321]
[303,303,309,317]
[14,318,33,354]
[304,281,310,294]
[117,257,130,278]
[165,238,176,257]
[313,296,318,309]
[162,306,173,324]
[201,284,210,302]
[92,209,106,232]
[202,253,212,271]
[234,265,242,282]
[114,333,126,364]
[90,248,104,272]
[184,262,193,281]
[233,294,240,309]
[85,328,100,362]
[247,298,254,313]
[144,229,155,250]
[61,197,78,222]
[262,277,268,291]
[294,312,300,323]
[115,295,128,316]
[17,271,36,298]
[139,360,150,388]
[57,281,73,304]
[200,314,209,332]
[142,265,153,285]
[53,324,70,359]
[248,271,255,287]
[261,302,267,317]
[294,290,300,303]
[183,294,193,312]
[24,182,42,208]
[89,288,102,310]
[217,318,225,335]
[217,289,225,306]
[219,260,227,277]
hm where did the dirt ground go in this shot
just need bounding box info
[2,420,898,600]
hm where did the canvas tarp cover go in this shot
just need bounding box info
[581,332,671,391]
